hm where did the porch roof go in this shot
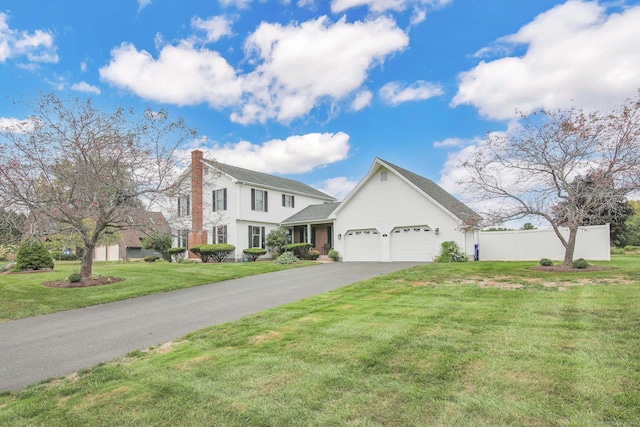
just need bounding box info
[281,202,341,225]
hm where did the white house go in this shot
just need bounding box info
[173,150,336,260]
[282,158,481,262]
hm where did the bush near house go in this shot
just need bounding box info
[168,247,186,262]
[243,248,267,261]
[190,244,236,263]
[435,241,468,263]
[285,242,313,259]
[328,249,339,261]
[68,273,82,283]
[144,256,160,263]
[273,251,299,264]
[308,250,320,260]
[540,258,554,266]
[15,237,54,271]
[572,258,589,269]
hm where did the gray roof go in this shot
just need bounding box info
[378,158,480,222]
[281,202,341,224]
[204,159,335,201]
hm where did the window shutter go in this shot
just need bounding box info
[248,225,252,248]
[311,228,316,246]
[178,197,181,215]
[261,227,265,249]
[223,188,227,210]
[187,197,190,215]
[292,196,295,208]
[251,189,255,211]
[264,191,268,212]
[212,191,216,211]
[282,194,285,207]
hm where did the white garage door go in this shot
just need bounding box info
[390,226,434,262]
[344,229,380,261]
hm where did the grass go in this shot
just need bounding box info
[0,256,638,426]
[0,260,314,321]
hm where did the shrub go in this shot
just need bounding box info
[328,249,339,261]
[142,232,172,261]
[15,237,54,271]
[308,249,320,260]
[435,241,468,263]
[273,251,299,264]
[68,273,82,283]
[167,247,186,262]
[539,258,553,266]
[190,244,236,263]
[243,248,267,261]
[285,242,313,259]
[266,228,291,257]
[0,244,19,261]
[610,247,625,255]
[144,255,160,262]
[572,258,589,269]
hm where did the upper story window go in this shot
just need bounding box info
[282,194,295,208]
[251,189,268,212]
[178,195,190,216]
[213,188,227,211]
[380,171,388,181]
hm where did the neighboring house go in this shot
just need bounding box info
[282,158,481,262]
[24,210,170,261]
[173,150,336,259]
[93,211,170,261]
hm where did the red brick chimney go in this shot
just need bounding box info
[188,150,207,257]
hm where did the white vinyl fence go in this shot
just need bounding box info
[478,224,610,261]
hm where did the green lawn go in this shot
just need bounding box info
[0,260,314,321]
[1,256,638,426]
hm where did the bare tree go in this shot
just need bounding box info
[0,92,196,277]
[459,91,640,265]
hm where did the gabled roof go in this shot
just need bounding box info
[333,158,480,224]
[281,202,341,225]
[202,158,335,201]
[378,158,479,222]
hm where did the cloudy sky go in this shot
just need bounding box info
[1,0,639,203]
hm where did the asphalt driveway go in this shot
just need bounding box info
[0,262,419,392]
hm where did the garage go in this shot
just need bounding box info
[343,229,380,261]
[390,226,434,262]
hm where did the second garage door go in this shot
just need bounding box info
[390,226,434,262]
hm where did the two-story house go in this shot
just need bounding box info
[173,150,336,260]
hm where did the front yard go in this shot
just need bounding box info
[1,256,638,426]
[0,260,314,321]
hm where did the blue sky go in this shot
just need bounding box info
[2,0,640,204]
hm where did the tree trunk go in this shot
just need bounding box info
[562,227,579,266]
[81,243,95,278]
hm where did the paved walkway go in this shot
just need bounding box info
[0,262,419,392]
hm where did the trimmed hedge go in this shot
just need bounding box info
[539,258,553,266]
[167,247,186,262]
[243,248,267,261]
[572,258,589,269]
[190,244,236,263]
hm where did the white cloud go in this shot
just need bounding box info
[184,132,351,175]
[0,117,35,133]
[71,81,101,94]
[232,16,408,124]
[379,80,443,105]
[191,16,233,43]
[331,0,451,14]
[350,90,373,111]
[218,0,254,9]
[0,12,58,64]
[433,137,467,148]
[317,176,359,200]
[138,0,152,11]
[80,61,88,72]
[99,41,243,108]
[410,7,427,25]
[452,1,640,119]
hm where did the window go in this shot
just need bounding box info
[248,225,265,248]
[178,195,190,216]
[213,188,227,211]
[177,229,189,248]
[381,171,388,181]
[282,194,295,208]
[214,225,228,244]
[251,189,268,212]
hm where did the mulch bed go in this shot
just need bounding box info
[530,265,613,272]
[43,276,124,288]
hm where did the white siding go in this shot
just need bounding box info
[334,166,470,262]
